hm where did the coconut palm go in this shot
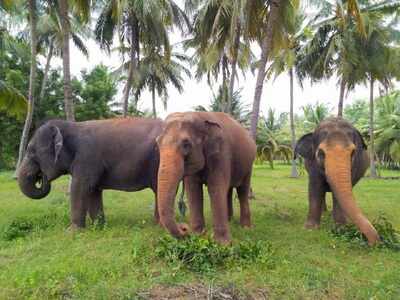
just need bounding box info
[134,49,191,118]
[58,0,91,121]
[186,0,252,113]
[374,92,400,168]
[256,108,292,169]
[298,0,400,117]
[248,0,300,140]
[302,102,331,131]
[34,6,89,104]
[95,0,189,117]
[15,0,38,171]
[194,86,250,124]
[268,9,310,177]
[0,26,27,117]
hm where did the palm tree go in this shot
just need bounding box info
[58,0,91,121]
[35,7,89,104]
[268,10,309,177]
[187,0,251,113]
[298,0,400,117]
[194,86,250,124]
[0,25,27,117]
[248,0,300,140]
[16,0,38,171]
[134,49,191,118]
[357,9,400,177]
[374,92,400,169]
[95,0,189,117]
[256,109,292,169]
[302,102,331,131]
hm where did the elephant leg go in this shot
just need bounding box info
[70,178,89,228]
[227,187,233,221]
[237,177,251,228]
[305,179,326,229]
[186,176,205,234]
[88,189,105,225]
[207,177,230,244]
[332,194,347,225]
[321,198,327,212]
[151,186,160,224]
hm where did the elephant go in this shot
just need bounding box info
[17,118,163,228]
[156,112,257,244]
[295,117,380,245]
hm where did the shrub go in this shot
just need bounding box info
[155,235,273,274]
[331,214,400,250]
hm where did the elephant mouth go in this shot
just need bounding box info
[18,164,51,200]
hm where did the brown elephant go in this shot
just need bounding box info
[295,117,380,245]
[156,112,256,244]
[17,118,162,228]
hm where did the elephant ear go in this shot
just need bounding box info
[204,119,223,158]
[354,130,367,150]
[295,133,314,160]
[52,126,63,163]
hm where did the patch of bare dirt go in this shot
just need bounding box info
[136,284,268,300]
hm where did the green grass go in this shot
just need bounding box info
[0,164,399,299]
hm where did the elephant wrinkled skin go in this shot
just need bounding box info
[156,112,256,244]
[295,117,380,245]
[17,118,162,227]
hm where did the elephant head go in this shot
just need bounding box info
[295,118,379,245]
[17,122,71,199]
[156,112,222,238]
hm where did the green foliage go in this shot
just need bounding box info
[155,235,272,274]
[2,211,69,241]
[75,65,117,121]
[331,214,400,251]
[194,86,250,124]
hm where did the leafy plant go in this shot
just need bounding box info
[331,214,400,250]
[155,235,273,274]
[2,211,69,241]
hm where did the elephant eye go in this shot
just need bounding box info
[181,138,192,155]
[316,149,325,163]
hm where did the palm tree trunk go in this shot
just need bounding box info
[59,0,75,121]
[337,79,346,117]
[16,0,38,172]
[250,0,281,140]
[152,85,157,118]
[122,15,138,117]
[227,21,241,114]
[289,68,298,178]
[38,39,54,105]
[222,54,228,110]
[369,76,377,178]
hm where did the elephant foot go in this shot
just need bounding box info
[214,235,231,246]
[240,219,252,228]
[213,227,231,245]
[304,220,320,229]
[66,223,84,233]
[191,224,206,235]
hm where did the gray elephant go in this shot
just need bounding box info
[295,117,379,245]
[17,118,163,228]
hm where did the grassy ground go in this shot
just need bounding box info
[0,164,399,299]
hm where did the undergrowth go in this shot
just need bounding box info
[155,235,274,274]
[331,214,400,250]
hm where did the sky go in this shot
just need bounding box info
[45,6,396,120]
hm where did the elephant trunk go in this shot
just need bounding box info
[157,147,189,238]
[17,158,51,199]
[325,149,379,245]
